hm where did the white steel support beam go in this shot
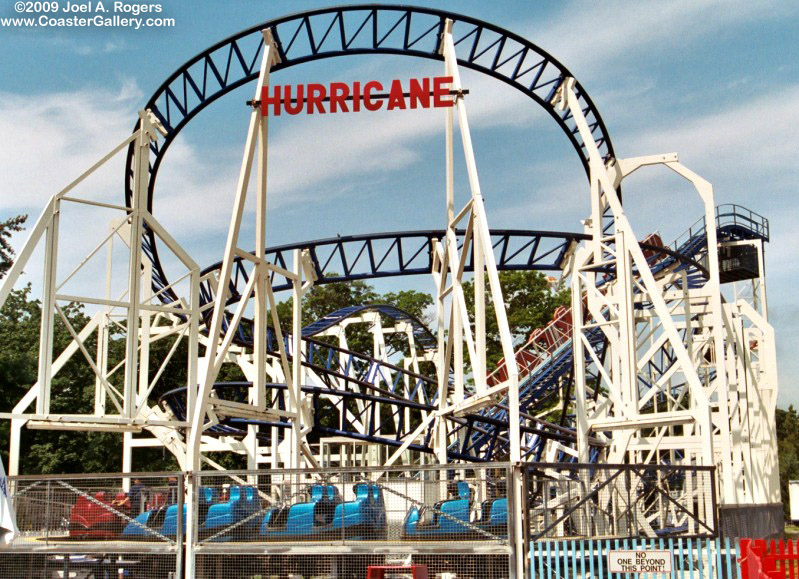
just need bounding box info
[95,222,114,416]
[557,76,774,508]
[123,113,154,419]
[36,198,60,415]
[572,246,591,464]
[290,249,303,470]
[185,30,279,578]
[438,20,525,578]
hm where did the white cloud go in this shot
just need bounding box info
[0,80,141,213]
[0,79,247,297]
[624,84,799,189]
[43,36,128,56]
[528,0,793,79]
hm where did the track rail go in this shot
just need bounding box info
[200,229,586,309]
[124,4,617,303]
[198,229,705,314]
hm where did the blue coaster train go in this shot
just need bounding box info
[261,482,387,541]
[116,480,506,542]
[403,481,507,540]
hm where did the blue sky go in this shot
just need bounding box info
[1,0,798,405]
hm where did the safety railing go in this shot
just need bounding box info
[524,463,718,542]
[671,204,769,255]
[717,204,770,241]
[2,472,183,578]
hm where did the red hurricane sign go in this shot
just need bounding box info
[260,76,455,116]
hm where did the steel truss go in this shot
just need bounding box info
[552,78,778,506]
[199,229,587,301]
[124,5,613,303]
[0,4,781,577]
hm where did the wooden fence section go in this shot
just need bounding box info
[530,537,740,578]
[740,539,799,579]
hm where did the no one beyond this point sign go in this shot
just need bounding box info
[608,550,673,574]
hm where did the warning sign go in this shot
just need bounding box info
[608,550,672,574]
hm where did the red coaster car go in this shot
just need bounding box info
[69,491,130,539]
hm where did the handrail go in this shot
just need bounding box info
[670,204,769,253]
[491,204,768,388]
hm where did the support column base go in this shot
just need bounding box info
[719,503,784,539]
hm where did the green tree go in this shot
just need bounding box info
[379,289,434,359]
[301,278,379,325]
[381,289,434,326]
[0,285,125,474]
[0,286,39,469]
[776,405,799,517]
[462,270,570,369]
[0,215,126,474]
[0,214,27,279]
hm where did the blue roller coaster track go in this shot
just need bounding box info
[157,205,768,462]
[125,4,618,309]
[198,229,709,311]
[122,5,770,463]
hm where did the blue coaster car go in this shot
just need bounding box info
[123,487,217,540]
[474,497,507,537]
[403,481,507,540]
[403,481,473,540]
[260,483,386,541]
[199,485,262,541]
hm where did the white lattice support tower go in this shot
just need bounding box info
[182,28,334,575]
[182,37,321,473]
[0,109,202,478]
[187,29,290,472]
[432,20,521,456]
[560,75,716,468]
[185,29,282,576]
[560,75,780,507]
[723,299,780,503]
[430,19,526,577]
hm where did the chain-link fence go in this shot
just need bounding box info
[524,463,717,541]
[0,552,179,578]
[1,472,182,578]
[190,464,513,578]
[191,464,511,546]
[194,552,510,578]
[0,463,720,577]
[1,466,514,577]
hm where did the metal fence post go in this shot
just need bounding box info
[522,465,530,579]
[625,468,632,538]
[709,468,720,539]
[44,480,51,545]
[176,472,184,578]
[185,470,195,579]
[509,462,527,579]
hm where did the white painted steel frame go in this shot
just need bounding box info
[0,17,782,578]
[0,114,202,477]
[558,76,779,507]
